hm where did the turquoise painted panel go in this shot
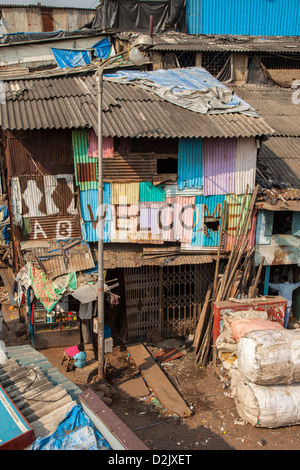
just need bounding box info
[292,212,300,237]
[139,182,166,202]
[178,138,203,190]
[79,185,111,243]
[192,194,225,247]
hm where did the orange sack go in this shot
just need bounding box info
[231,317,284,343]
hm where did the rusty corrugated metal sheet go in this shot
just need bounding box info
[34,238,95,279]
[0,75,273,139]
[19,174,76,217]
[103,249,216,269]
[22,216,80,241]
[103,153,157,182]
[6,129,74,179]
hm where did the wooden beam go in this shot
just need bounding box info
[127,343,192,418]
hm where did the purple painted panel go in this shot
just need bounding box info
[202,138,236,195]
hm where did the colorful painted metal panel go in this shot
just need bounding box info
[72,130,98,190]
[186,0,300,36]
[192,194,225,247]
[0,385,35,450]
[79,185,111,243]
[178,138,203,190]
[139,182,166,202]
[202,138,236,196]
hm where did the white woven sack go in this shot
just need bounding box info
[230,369,300,428]
[237,329,300,385]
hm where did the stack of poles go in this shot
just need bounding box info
[193,184,263,365]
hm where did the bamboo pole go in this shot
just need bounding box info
[212,200,226,300]
[193,288,211,353]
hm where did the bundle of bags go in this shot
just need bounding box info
[230,326,300,428]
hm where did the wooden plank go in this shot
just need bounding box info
[127,343,192,418]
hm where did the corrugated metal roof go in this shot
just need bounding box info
[103,246,216,269]
[231,85,300,137]
[152,32,300,53]
[0,1,96,9]
[258,137,300,189]
[231,85,300,191]
[0,72,273,139]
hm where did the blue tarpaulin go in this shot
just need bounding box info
[0,206,9,244]
[30,405,111,450]
[93,37,111,59]
[51,48,92,69]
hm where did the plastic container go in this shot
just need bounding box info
[104,326,111,339]
[46,312,55,323]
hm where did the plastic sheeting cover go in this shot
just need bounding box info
[30,404,111,450]
[88,0,187,34]
[105,67,258,116]
[51,48,92,69]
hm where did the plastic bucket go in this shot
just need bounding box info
[46,312,55,323]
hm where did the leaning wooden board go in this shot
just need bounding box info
[127,344,192,418]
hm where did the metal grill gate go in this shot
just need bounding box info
[124,263,214,342]
[124,266,162,342]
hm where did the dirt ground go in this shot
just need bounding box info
[2,288,300,451]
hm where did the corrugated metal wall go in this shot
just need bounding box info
[186,0,300,36]
[202,138,236,196]
[1,7,95,33]
[191,194,225,247]
[178,138,203,190]
[7,129,74,178]
[139,182,166,202]
[72,130,98,190]
[235,138,257,194]
[69,131,258,247]
[80,185,111,243]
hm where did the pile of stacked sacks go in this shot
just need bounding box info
[230,325,300,428]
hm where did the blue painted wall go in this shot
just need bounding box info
[186,0,300,36]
